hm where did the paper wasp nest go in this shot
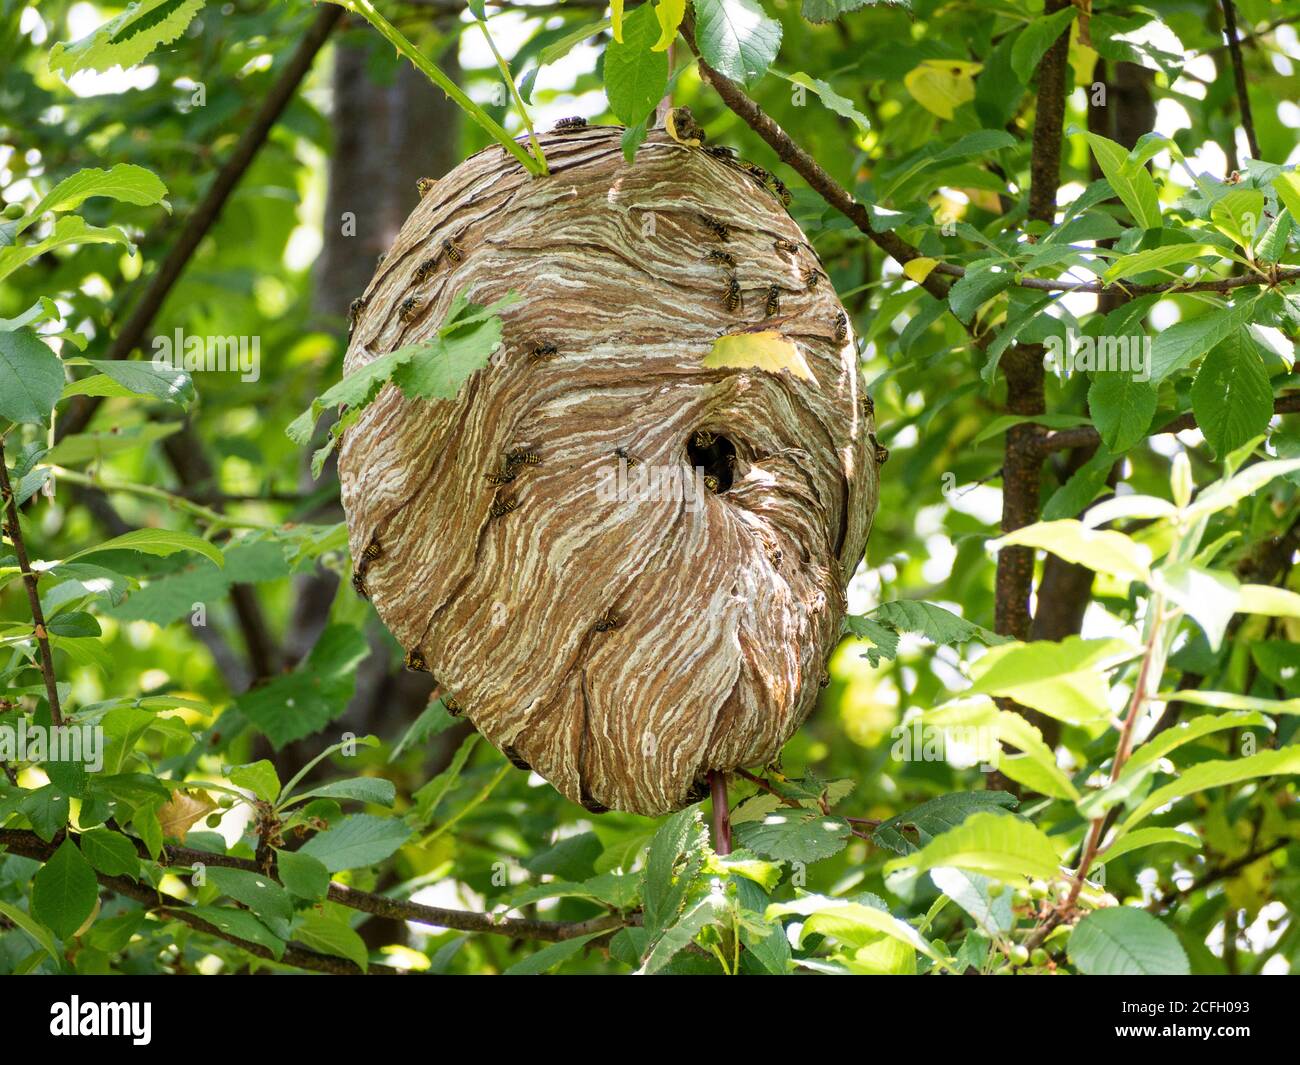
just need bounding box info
[338,125,880,815]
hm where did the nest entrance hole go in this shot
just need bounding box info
[688,430,737,493]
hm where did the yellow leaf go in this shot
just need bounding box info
[612,0,624,43]
[652,0,685,52]
[703,330,815,381]
[903,257,939,284]
[1069,21,1098,85]
[903,60,982,120]
[157,789,217,842]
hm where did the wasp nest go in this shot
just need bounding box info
[338,125,880,816]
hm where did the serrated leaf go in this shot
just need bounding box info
[732,807,850,863]
[184,904,285,960]
[49,0,207,77]
[1088,370,1157,452]
[1010,6,1076,83]
[66,527,224,569]
[32,839,98,940]
[20,165,169,236]
[1190,329,1273,457]
[1084,132,1161,230]
[275,849,331,901]
[871,791,1018,855]
[0,330,63,427]
[777,70,870,133]
[294,910,368,971]
[298,814,412,873]
[695,0,783,87]
[229,760,281,803]
[1210,188,1265,250]
[1122,747,1300,830]
[291,777,396,808]
[993,520,1151,582]
[884,811,1060,884]
[1103,242,1216,283]
[1068,907,1188,975]
[604,4,669,124]
[947,259,1013,323]
[967,636,1132,725]
[903,59,982,120]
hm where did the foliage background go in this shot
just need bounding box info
[1,0,1299,975]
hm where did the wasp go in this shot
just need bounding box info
[503,745,532,771]
[489,494,518,519]
[770,177,793,206]
[413,257,439,283]
[351,571,369,599]
[529,341,560,361]
[614,446,640,469]
[704,250,736,269]
[347,296,367,334]
[768,546,784,568]
[803,268,822,289]
[700,214,730,241]
[869,432,890,466]
[704,474,721,493]
[399,296,424,323]
[819,670,831,689]
[442,694,462,716]
[773,237,800,256]
[594,609,621,633]
[692,429,717,448]
[442,237,464,264]
[404,649,429,672]
[861,394,875,419]
[506,448,541,468]
[704,145,737,162]
[665,107,706,146]
[738,160,770,184]
[834,310,849,344]
[553,116,588,132]
[485,466,517,487]
[416,176,436,198]
[363,539,382,563]
[765,283,781,317]
[723,274,743,312]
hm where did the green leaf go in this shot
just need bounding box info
[694,0,783,87]
[66,528,224,569]
[45,611,101,638]
[1210,188,1265,250]
[229,760,281,803]
[275,849,331,901]
[1010,6,1076,83]
[1089,370,1157,453]
[871,791,1018,855]
[184,905,285,960]
[1122,747,1300,830]
[732,807,851,863]
[1150,300,1257,383]
[993,520,1151,582]
[298,814,412,873]
[289,777,396,808]
[1150,562,1239,650]
[642,808,708,935]
[410,733,479,827]
[776,70,870,133]
[948,259,1014,323]
[883,811,1060,885]
[206,866,293,935]
[235,625,368,749]
[1103,242,1216,283]
[641,890,729,974]
[1273,171,1300,220]
[801,0,911,23]
[1190,329,1273,457]
[604,4,669,125]
[391,318,501,400]
[20,164,169,236]
[31,838,98,939]
[1187,457,1300,522]
[77,828,141,879]
[0,330,63,427]
[504,931,604,975]
[0,899,61,963]
[1068,907,1188,975]
[78,358,193,407]
[870,600,1007,648]
[292,910,370,971]
[767,894,947,964]
[1098,828,1200,865]
[967,636,1132,726]
[0,215,135,285]
[49,0,207,77]
[1084,132,1161,230]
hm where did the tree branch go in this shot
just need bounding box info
[0,441,64,726]
[0,828,631,947]
[1220,0,1261,161]
[1040,392,1300,454]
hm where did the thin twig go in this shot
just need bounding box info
[0,441,63,726]
[709,770,731,855]
[0,828,632,944]
[1220,0,1262,161]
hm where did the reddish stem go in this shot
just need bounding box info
[709,771,731,855]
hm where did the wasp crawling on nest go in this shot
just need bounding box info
[404,648,430,673]
[614,446,640,469]
[417,176,436,198]
[765,283,781,317]
[699,214,731,241]
[704,249,736,269]
[506,448,541,468]
[528,341,560,361]
[552,116,588,132]
[398,296,424,323]
[723,275,743,312]
[350,536,382,599]
[594,608,621,633]
[834,310,849,345]
[347,296,367,336]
